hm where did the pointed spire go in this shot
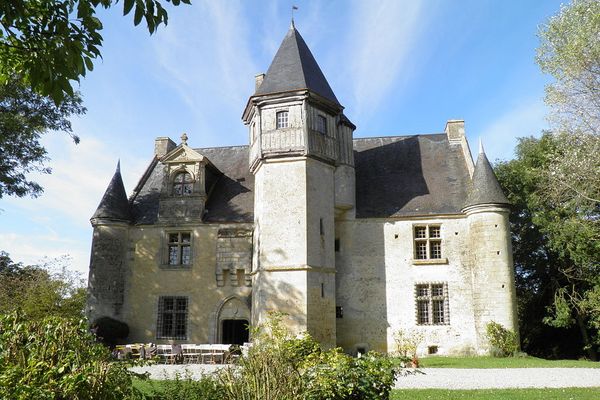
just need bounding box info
[255,24,340,105]
[464,145,509,208]
[91,161,131,222]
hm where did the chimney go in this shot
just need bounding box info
[154,137,176,159]
[445,120,465,142]
[255,73,265,91]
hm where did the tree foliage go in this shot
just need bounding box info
[0,251,87,321]
[0,313,138,400]
[496,134,599,360]
[0,0,191,104]
[0,76,85,198]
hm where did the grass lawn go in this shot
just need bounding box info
[414,356,600,368]
[391,388,600,399]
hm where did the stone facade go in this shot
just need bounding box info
[87,24,517,356]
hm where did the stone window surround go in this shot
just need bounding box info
[161,229,193,269]
[276,109,289,129]
[168,166,197,196]
[412,223,448,265]
[156,295,189,340]
[415,282,450,326]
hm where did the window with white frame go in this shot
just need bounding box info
[172,171,193,196]
[157,296,188,339]
[167,232,191,266]
[316,115,327,134]
[416,283,448,325]
[276,110,289,129]
[413,225,442,260]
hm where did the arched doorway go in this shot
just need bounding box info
[216,296,250,345]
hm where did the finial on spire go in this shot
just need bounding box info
[181,132,188,145]
[478,138,485,155]
[116,159,121,173]
[291,5,298,28]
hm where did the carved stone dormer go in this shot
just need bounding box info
[157,135,221,223]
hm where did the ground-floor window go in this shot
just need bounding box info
[415,282,449,325]
[157,296,188,340]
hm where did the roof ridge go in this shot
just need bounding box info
[353,133,446,141]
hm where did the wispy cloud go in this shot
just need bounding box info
[152,0,257,145]
[478,98,548,162]
[345,0,428,121]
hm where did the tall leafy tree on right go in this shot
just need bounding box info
[496,0,599,360]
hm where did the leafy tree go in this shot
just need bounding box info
[496,134,599,360]
[0,0,191,104]
[0,76,85,198]
[535,0,600,254]
[0,251,87,320]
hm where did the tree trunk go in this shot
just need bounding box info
[576,313,598,361]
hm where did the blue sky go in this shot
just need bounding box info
[0,0,563,277]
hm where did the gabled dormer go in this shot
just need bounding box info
[157,134,221,223]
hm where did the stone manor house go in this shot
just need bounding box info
[87,23,517,356]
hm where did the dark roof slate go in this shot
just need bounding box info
[354,134,471,218]
[130,146,254,224]
[92,162,131,221]
[464,149,508,208]
[129,134,475,223]
[255,24,339,105]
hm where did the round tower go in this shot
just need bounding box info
[87,162,131,324]
[462,143,518,353]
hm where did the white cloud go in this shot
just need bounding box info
[151,0,257,145]
[345,0,428,120]
[0,231,90,279]
[477,98,549,162]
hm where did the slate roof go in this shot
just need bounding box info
[126,133,477,224]
[129,146,254,224]
[464,146,509,208]
[92,162,131,221]
[254,24,340,105]
[354,134,471,218]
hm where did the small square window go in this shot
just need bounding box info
[276,111,289,129]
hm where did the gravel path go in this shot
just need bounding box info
[131,365,600,389]
[394,368,600,389]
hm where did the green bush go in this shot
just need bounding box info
[217,312,396,400]
[486,321,519,357]
[0,312,139,400]
[136,373,224,400]
[303,350,396,400]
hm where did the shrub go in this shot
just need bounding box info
[136,372,225,400]
[0,312,138,400]
[303,350,396,400]
[392,328,423,362]
[217,312,397,400]
[93,315,130,347]
[486,321,519,357]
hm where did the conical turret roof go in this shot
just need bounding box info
[464,142,509,208]
[91,161,131,221]
[255,22,340,105]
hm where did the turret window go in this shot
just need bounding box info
[276,111,289,129]
[316,115,327,134]
[173,172,193,196]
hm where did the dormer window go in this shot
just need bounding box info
[173,172,193,196]
[276,111,289,129]
[316,115,327,134]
